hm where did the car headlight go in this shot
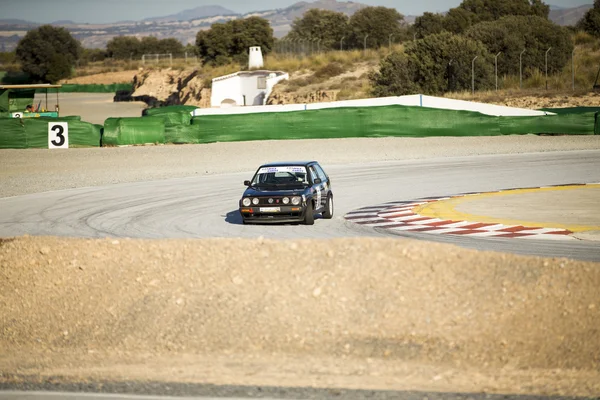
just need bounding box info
[252,198,259,205]
[291,196,301,205]
[242,198,251,207]
[282,197,290,204]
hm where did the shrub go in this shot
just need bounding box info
[314,62,345,78]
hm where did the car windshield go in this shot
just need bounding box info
[251,166,309,188]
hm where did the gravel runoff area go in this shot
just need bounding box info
[2,136,600,397]
[1,135,600,198]
[0,236,599,397]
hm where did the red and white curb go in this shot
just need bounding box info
[344,184,597,240]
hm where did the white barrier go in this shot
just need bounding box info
[192,94,554,117]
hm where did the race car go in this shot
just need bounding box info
[239,161,333,225]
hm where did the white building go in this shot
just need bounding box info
[210,70,289,108]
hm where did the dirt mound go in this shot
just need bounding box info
[131,68,210,108]
[1,236,599,395]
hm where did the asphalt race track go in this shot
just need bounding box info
[1,150,599,261]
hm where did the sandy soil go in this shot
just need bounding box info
[0,236,599,396]
[449,91,600,109]
[60,71,139,85]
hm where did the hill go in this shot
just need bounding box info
[143,5,237,22]
[549,4,592,26]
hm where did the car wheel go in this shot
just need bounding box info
[322,195,334,219]
[304,201,315,225]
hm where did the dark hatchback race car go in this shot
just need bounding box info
[239,161,333,225]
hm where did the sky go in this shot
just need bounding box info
[1,0,594,24]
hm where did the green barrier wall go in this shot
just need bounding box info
[188,106,596,144]
[595,112,600,136]
[102,117,165,146]
[89,105,597,147]
[189,106,504,143]
[0,117,101,149]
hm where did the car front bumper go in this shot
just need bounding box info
[239,205,306,224]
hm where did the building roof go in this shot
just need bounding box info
[212,70,287,82]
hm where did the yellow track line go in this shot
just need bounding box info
[414,184,600,233]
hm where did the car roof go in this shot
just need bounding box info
[259,161,318,168]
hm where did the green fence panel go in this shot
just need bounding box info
[0,117,101,148]
[102,117,165,146]
[145,105,197,116]
[499,113,595,135]
[0,118,27,149]
[595,112,599,135]
[164,124,203,144]
[539,107,600,115]
[149,111,192,127]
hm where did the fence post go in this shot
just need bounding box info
[389,34,394,52]
[519,49,526,90]
[572,48,576,91]
[472,56,478,95]
[494,52,502,91]
[363,34,369,54]
[545,47,551,90]
[340,36,345,51]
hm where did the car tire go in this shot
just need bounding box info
[322,195,334,219]
[304,201,315,225]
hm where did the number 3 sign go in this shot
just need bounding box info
[48,122,69,149]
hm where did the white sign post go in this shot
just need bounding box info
[48,122,69,149]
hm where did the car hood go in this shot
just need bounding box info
[243,187,307,197]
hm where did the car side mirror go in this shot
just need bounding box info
[314,178,322,184]
[244,180,251,186]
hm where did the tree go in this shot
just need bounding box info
[443,8,478,34]
[196,23,234,65]
[370,32,494,95]
[230,17,274,64]
[414,12,446,38]
[287,9,349,51]
[348,7,405,49]
[577,0,600,38]
[459,0,549,21]
[156,38,185,55]
[106,36,141,59]
[196,17,274,66]
[15,25,81,83]
[369,52,419,96]
[466,16,573,77]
